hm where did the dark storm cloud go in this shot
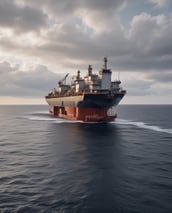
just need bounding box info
[0,0,47,32]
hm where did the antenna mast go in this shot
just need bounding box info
[104,57,108,69]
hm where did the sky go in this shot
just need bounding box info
[0,0,172,105]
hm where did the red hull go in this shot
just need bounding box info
[50,106,116,122]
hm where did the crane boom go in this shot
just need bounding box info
[58,73,69,85]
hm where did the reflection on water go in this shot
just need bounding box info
[44,123,127,212]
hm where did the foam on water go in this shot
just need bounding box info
[23,112,83,123]
[28,116,57,121]
[20,112,172,133]
[116,119,172,134]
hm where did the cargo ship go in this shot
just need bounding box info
[45,58,126,122]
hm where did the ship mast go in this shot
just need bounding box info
[104,57,108,69]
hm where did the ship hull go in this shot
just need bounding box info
[46,92,125,122]
[49,106,116,122]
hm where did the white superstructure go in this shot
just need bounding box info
[50,57,122,96]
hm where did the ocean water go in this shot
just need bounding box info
[0,105,172,213]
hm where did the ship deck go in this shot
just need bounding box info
[45,90,126,99]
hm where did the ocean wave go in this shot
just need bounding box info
[115,119,172,134]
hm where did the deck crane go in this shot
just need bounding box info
[58,73,69,86]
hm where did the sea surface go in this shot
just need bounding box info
[0,105,172,213]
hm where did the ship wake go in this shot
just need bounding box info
[20,111,83,123]
[115,119,172,134]
[19,112,172,133]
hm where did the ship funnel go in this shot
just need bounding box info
[88,65,92,75]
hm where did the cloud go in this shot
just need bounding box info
[0,0,48,33]
[147,0,172,8]
[16,0,125,16]
[0,8,171,72]
[0,62,62,97]
[146,71,172,82]
[129,12,172,54]
[121,12,172,70]
[0,0,171,103]
[0,61,19,73]
[123,75,153,96]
